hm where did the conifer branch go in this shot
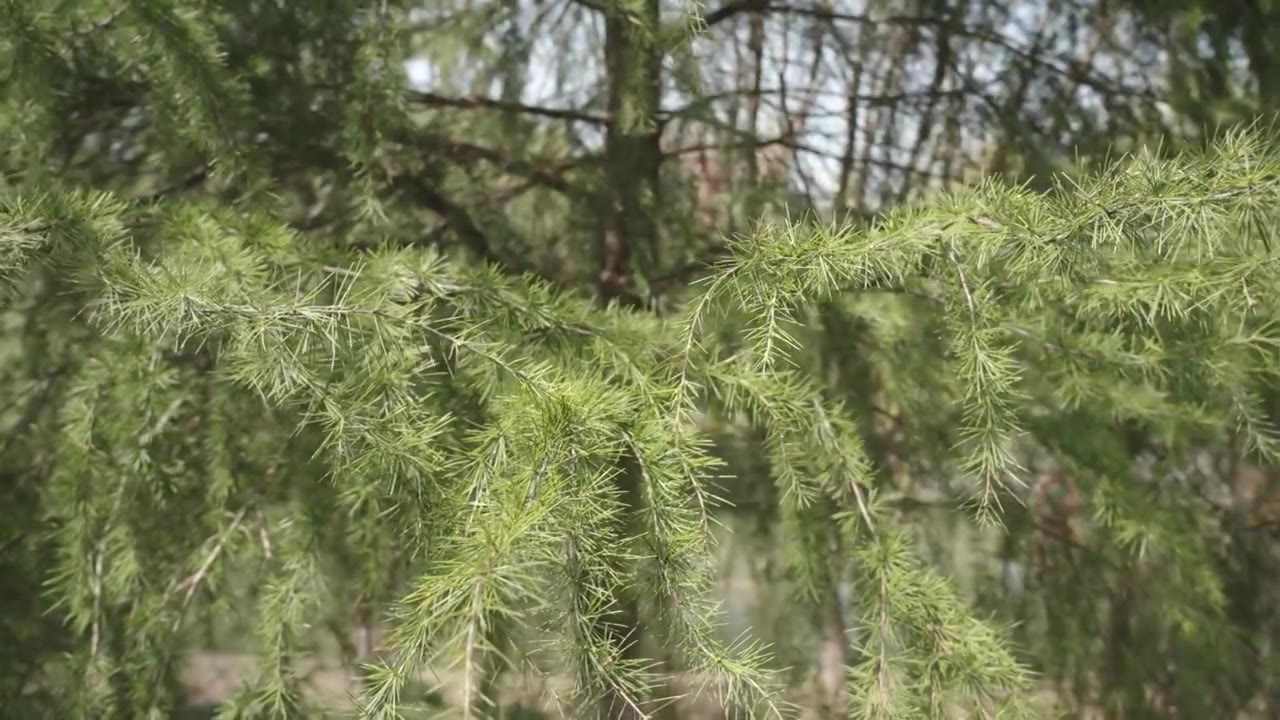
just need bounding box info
[5,109,1280,718]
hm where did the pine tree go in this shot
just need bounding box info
[5,1,1280,718]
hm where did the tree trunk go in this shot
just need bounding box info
[813,584,849,719]
[592,4,662,718]
[599,0,661,308]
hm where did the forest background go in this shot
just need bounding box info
[5,0,1280,718]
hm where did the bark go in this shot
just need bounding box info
[599,0,662,309]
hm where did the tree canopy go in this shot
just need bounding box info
[4,1,1280,719]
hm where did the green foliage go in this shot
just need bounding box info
[4,120,1280,716]
[4,0,1280,718]
[705,127,1280,503]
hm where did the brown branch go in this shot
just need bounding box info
[702,1,935,30]
[429,137,579,193]
[660,86,965,118]
[896,1,953,204]
[405,90,607,125]
[389,175,563,285]
[131,166,211,203]
[391,175,505,265]
[833,64,863,216]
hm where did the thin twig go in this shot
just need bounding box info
[170,509,248,629]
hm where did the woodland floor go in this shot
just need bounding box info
[176,650,1084,719]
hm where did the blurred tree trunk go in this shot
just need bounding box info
[599,0,662,309]
[813,587,848,719]
[597,8,662,713]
